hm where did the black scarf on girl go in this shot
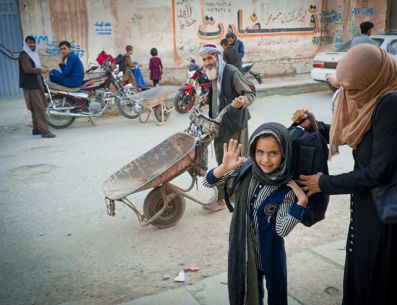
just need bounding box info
[228,122,292,305]
[249,122,293,186]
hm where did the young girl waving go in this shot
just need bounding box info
[203,122,308,305]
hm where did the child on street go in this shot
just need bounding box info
[149,48,163,87]
[203,122,308,305]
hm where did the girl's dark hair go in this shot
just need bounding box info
[126,45,133,52]
[59,40,71,48]
[249,133,279,157]
[220,38,228,46]
[150,48,158,56]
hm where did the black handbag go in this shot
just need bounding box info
[372,180,397,223]
[371,93,397,223]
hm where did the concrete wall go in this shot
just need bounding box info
[19,0,388,82]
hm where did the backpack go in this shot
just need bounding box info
[115,54,126,72]
[289,112,329,227]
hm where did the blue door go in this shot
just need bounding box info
[0,0,23,98]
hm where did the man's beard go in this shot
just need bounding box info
[205,64,218,81]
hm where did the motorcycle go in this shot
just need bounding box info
[45,60,141,129]
[242,62,263,84]
[174,58,211,114]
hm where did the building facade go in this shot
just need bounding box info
[0,0,394,97]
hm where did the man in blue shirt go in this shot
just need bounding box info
[226,32,245,59]
[350,21,375,48]
[50,41,84,88]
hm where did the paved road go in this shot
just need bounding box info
[0,91,353,305]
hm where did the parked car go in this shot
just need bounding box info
[311,34,397,83]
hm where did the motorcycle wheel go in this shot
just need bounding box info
[174,87,195,113]
[143,185,186,229]
[116,96,140,119]
[46,96,76,129]
[154,104,171,123]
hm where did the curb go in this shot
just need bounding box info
[256,82,330,97]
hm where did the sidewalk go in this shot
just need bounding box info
[117,240,345,305]
[255,73,329,97]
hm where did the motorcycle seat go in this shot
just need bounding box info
[46,81,80,92]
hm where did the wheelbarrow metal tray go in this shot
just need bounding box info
[103,133,196,200]
[134,86,179,108]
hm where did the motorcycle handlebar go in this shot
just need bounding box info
[86,66,98,73]
[193,103,231,123]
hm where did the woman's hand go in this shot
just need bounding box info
[287,180,308,207]
[213,139,243,178]
[326,74,340,88]
[292,108,311,129]
[298,173,323,197]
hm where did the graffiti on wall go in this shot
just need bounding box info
[46,40,85,57]
[312,36,333,45]
[205,1,232,14]
[312,2,378,49]
[310,6,341,47]
[32,34,85,57]
[131,14,143,26]
[170,0,384,64]
[257,36,300,47]
[33,34,49,45]
[95,21,112,35]
[334,4,377,49]
[352,7,376,16]
[177,3,196,30]
[319,9,342,26]
[171,0,324,63]
[197,5,318,40]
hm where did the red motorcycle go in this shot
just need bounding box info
[45,53,139,129]
[174,58,210,113]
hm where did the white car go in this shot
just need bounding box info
[311,34,397,82]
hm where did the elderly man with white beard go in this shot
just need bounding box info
[199,43,255,211]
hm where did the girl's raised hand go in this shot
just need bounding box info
[287,180,308,208]
[213,139,243,178]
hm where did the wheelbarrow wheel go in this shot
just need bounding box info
[154,104,171,123]
[143,186,185,228]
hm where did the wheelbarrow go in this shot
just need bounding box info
[125,85,178,126]
[103,105,225,228]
